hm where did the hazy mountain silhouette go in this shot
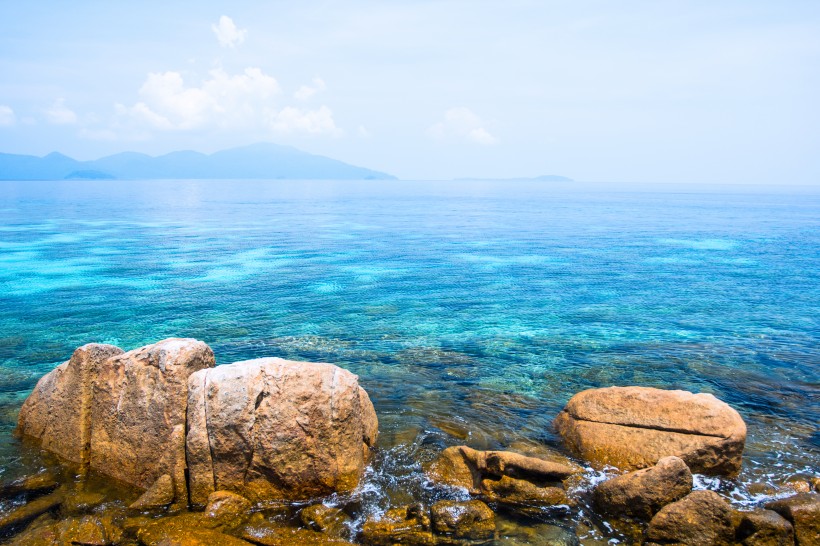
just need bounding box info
[0,143,395,180]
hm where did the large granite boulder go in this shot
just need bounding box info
[89,339,214,500]
[554,387,746,476]
[186,357,378,504]
[17,343,125,466]
[17,338,213,505]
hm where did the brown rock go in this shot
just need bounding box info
[56,514,122,545]
[424,446,482,493]
[62,489,107,514]
[481,450,578,482]
[0,470,59,499]
[204,490,252,523]
[300,504,351,539]
[137,515,254,546]
[481,475,569,515]
[645,490,736,546]
[362,505,436,546]
[593,456,693,520]
[0,488,65,535]
[16,344,124,467]
[239,521,349,545]
[90,338,214,502]
[186,357,378,504]
[554,386,747,476]
[765,492,820,546]
[430,499,495,540]
[736,509,795,546]
[129,474,174,510]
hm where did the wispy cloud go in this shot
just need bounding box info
[212,16,247,48]
[293,77,326,101]
[0,105,15,127]
[429,107,497,145]
[44,98,77,125]
[267,105,341,136]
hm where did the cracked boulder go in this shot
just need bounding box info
[554,386,746,476]
[17,338,214,504]
[186,357,378,504]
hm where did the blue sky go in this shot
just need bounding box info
[1,1,819,183]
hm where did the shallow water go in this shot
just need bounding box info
[0,180,818,541]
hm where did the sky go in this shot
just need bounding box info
[0,0,819,183]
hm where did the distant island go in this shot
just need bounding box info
[0,143,396,181]
[455,175,574,182]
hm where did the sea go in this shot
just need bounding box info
[0,179,818,541]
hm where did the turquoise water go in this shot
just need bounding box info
[0,180,818,529]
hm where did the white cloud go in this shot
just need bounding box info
[294,77,326,101]
[0,105,15,126]
[429,107,498,145]
[267,105,342,136]
[44,98,78,124]
[212,16,247,48]
[118,67,280,131]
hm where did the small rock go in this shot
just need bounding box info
[481,450,578,482]
[593,456,692,520]
[645,490,736,546]
[0,488,64,535]
[735,509,794,546]
[63,489,107,514]
[424,446,482,493]
[0,470,59,499]
[482,475,568,506]
[56,515,122,545]
[300,504,351,539]
[204,490,253,523]
[129,474,174,510]
[239,521,349,545]
[137,514,254,545]
[430,499,495,540]
[782,477,812,494]
[765,492,820,546]
[362,505,436,545]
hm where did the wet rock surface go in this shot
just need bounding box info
[645,490,736,546]
[593,456,693,520]
[554,386,747,476]
[765,492,820,546]
[735,509,795,546]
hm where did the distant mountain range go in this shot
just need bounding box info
[0,143,396,181]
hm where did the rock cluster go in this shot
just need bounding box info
[362,500,496,545]
[16,339,378,506]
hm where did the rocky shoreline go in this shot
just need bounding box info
[1,338,817,545]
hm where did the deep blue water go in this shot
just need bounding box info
[0,179,818,495]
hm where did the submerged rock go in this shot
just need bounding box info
[129,473,174,510]
[645,490,736,546]
[430,499,495,540]
[186,357,378,504]
[0,470,59,499]
[593,456,693,520]
[362,505,436,545]
[0,487,65,535]
[554,386,747,476]
[300,503,352,539]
